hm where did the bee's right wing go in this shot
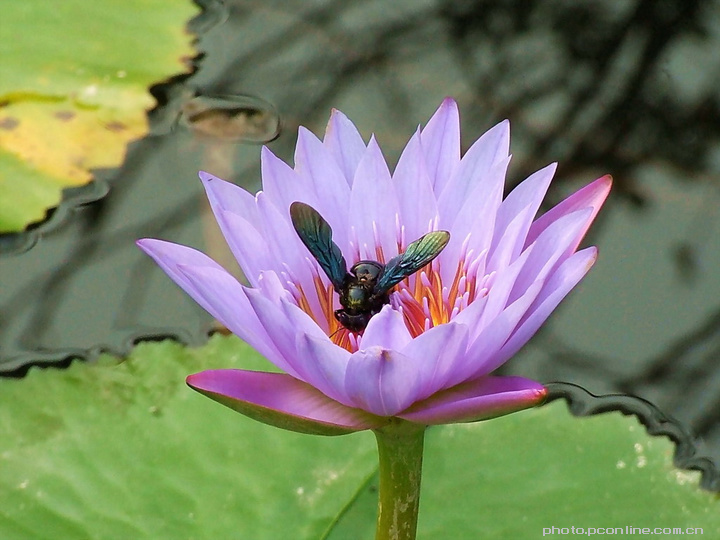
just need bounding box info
[375,230,450,292]
[290,202,347,290]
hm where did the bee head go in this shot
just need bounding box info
[349,261,384,283]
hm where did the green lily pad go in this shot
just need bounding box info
[0,0,198,232]
[0,336,716,539]
[0,147,62,232]
[419,403,719,537]
[331,398,720,539]
[0,337,378,539]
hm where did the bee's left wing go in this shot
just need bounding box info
[290,202,348,291]
[375,231,450,292]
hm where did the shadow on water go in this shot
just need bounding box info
[1,0,720,467]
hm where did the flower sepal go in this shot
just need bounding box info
[186,369,389,436]
[398,375,548,425]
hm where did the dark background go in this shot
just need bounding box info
[2,0,719,462]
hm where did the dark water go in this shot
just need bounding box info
[2,0,719,469]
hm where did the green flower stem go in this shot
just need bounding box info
[373,419,427,540]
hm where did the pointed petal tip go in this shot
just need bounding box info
[135,237,168,256]
[136,239,157,259]
[198,170,226,185]
[296,125,320,146]
[599,173,613,185]
[590,174,613,199]
[586,245,599,267]
[440,96,459,109]
[531,384,549,401]
[426,97,460,128]
[398,376,547,425]
[496,118,510,131]
[440,97,459,117]
[185,371,205,389]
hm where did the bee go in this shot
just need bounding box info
[290,202,450,332]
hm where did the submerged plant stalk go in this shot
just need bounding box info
[373,420,427,540]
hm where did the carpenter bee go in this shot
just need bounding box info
[290,202,450,332]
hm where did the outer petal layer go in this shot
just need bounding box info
[397,376,547,425]
[187,370,388,435]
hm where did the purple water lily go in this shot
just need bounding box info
[137,98,610,435]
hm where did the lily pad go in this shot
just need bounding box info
[418,403,719,537]
[0,0,198,232]
[0,337,379,539]
[0,148,61,232]
[0,336,717,539]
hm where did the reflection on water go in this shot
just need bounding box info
[180,93,280,143]
[1,0,720,466]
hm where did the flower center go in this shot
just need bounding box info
[292,233,491,353]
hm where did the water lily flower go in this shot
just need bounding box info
[137,98,610,435]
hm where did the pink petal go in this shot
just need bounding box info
[397,376,546,425]
[489,162,556,267]
[349,136,399,260]
[420,97,460,193]
[260,146,317,218]
[294,127,351,223]
[137,238,221,294]
[360,304,413,350]
[323,108,367,184]
[526,174,612,249]
[253,194,328,326]
[452,291,489,330]
[436,119,509,218]
[491,246,598,368]
[296,333,353,406]
[199,172,274,286]
[187,370,387,434]
[199,171,257,221]
[213,210,270,287]
[172,262,294,376]
[485,204,535,275]
[137,239,296,376]
[473,243,532,333]
[242,288,338,387]
[509,208,592,304]
[344,347,420,416]
[457,280,543,382]
[255,270,292,302]
[439,156,509,285]
[399,321,470,400]
[243,289,352,408]
[393,128,438,242]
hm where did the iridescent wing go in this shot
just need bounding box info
[375,231,450,292]
[290,202,347,290]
